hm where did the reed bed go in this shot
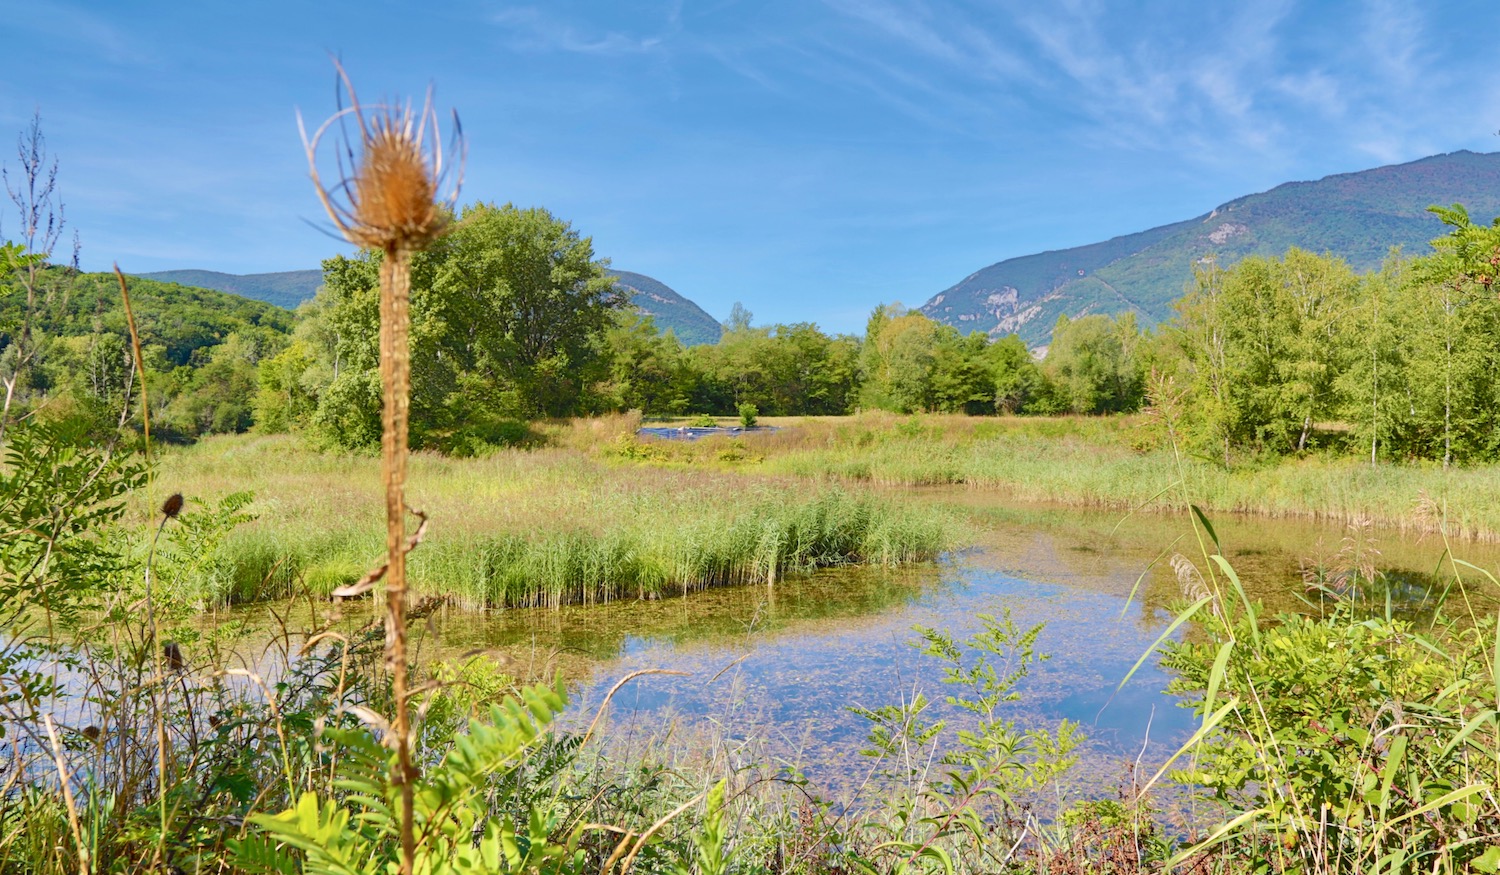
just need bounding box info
[666,412,1500,542]
[144,434,956,608]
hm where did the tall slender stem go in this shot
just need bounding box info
[379,246,416,875]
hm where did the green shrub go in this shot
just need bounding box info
[1159,557,1500,872]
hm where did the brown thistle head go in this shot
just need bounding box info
[161,493,184,519]
[301,63,462,254]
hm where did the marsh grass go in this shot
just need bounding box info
[604,411,1500,542]
[146,434,956,609]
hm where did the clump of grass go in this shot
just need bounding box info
[148,435,958,609]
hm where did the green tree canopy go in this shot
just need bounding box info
[308,203,622,451]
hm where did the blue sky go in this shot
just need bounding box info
[4,0,1498,333]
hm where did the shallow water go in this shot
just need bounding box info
[422,494,1500,792]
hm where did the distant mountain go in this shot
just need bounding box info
[608,270,723,346]
[921,150,1500,347]
[136,267,723,345]
[133,269,322,310]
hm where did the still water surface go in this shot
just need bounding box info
[429,495,1500,790]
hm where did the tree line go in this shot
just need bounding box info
[1163,205,1500,466]
[249,200,1151,454]
[250,199,1500,467]
[6,192,1500,467]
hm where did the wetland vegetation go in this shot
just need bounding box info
[3,99,1500,875]
[4,411,1496,874]
[144,431,956,609]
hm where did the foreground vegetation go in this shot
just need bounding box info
[4,417,1498,873]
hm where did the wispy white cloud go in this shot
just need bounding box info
[1362,0,1422,91]
[10,1,154,67]
[1275,71,1345,117]
[806,0,1482,174]
[821,0,1031,81]
[490,5,680,57]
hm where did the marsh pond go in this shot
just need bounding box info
[389,491,1495,791]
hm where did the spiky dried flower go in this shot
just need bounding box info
[300,64,462,254]
[160,492,184,519]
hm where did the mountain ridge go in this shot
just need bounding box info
[134,269,320,310]
[920,150,1500,346]
[134,266,723,346]
[606,270,723,346]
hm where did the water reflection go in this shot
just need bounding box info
[458,556,1199,788]
[425,501,1500,790]
[199,495,1500,801]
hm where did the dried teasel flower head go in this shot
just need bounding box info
[300,63,463,254]
[161,493,184,519]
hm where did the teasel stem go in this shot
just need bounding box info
[378,244,416,867]
[302,65,458,875]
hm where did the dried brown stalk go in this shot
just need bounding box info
[301,63,459,875]
[114,266,150,453]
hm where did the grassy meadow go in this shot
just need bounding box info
[144,426,957,608]
[617,412,1500,542]
[140,410,1500,610]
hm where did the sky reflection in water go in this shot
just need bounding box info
[558,555,1194,787]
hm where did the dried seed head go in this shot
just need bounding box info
[161,493,184,519]
[301,63,462,255]
[349,118,445,251]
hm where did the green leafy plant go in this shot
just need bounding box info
[151,490,258,608]
[737,403,758,429]
[1161,588,1500,873]
[0,421,147,717]
[849,611,1083,873]
[234,681,588,875]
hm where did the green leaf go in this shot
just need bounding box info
[1190,504,1220,552]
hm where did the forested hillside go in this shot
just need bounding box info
[134,268,322,309]
[608,270,723,346]
[0,268,292,439]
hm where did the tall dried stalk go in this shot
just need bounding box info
[113,267,150,451]
[115,266,170,870]
[301,64,459,875]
